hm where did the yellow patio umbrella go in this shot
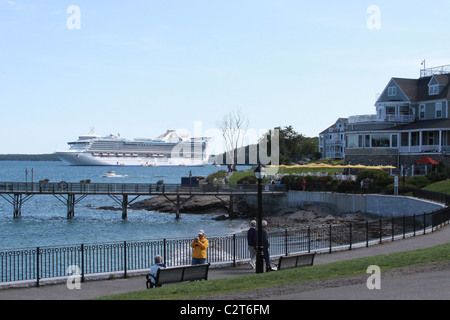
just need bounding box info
[351,164,368,169]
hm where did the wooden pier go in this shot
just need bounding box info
[0,182,286,219]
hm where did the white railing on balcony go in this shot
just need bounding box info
[348,114,378,124]
[420,64,450,78]
[348,114,414,124]
[384,114,415,123]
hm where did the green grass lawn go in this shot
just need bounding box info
[96,242,450,300]
[422,180,450,194]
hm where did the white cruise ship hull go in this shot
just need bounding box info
[55,151,207,166]
[55,130,211,167]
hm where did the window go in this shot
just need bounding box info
[392,135,398,148]
[377,107,383,120]
[347,135,358,149]
[436,102,442,118]
[388,86,397,96]
[371,135,390,147]
[399,105,410,115]
[411,132,419,146]
[386,106,395,115]
[422,131,439,146]
[401,132,409,147]
[420,105,426,119]
[347,135,362,148]
[429,85,440,95]
[365,135,371,148]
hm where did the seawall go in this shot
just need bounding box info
[241,191,445,217]
[285,191,445,217]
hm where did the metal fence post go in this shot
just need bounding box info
[233,234,236,267]
[81,243,85,283]
[307,227,311,253]
[349,223,352,250]
[36,247,40,287]
[402,216,406,239]
[391,217,395,241]
[366,220,369,247]
[123,241,127,278]
[329,225,332,254]
[284,229,288,256]
[163,238,167,266]
[379,218,382,244]
[423,213,426,235]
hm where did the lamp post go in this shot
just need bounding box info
[254,163,265,273]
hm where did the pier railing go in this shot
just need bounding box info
[0,182,286,196]
[1,208,450,286]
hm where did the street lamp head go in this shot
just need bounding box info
[254,163,266,180]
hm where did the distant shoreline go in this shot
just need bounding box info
[0,154,61,161]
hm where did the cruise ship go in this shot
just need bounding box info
[55,130,211,166]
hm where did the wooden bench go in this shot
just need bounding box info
[146,263,210,288]
[275,253,316,271]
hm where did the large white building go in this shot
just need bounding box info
[319,64,450,168]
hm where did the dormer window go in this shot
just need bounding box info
[388,86,397,96]
[429,85,440,95]
[428,76,441,96]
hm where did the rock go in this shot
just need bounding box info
[97,206,121,211]
[130,195,230,214]
[212,214,228,221]
[127,194,375,232]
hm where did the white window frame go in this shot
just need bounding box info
[388,86,397,97]
[429,85,439,96]
[420,104,426,119]
[436,102,442,118]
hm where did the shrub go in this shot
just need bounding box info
[237,175,257,184]
[335,180,359,193]
[206,170,228,184]
[356,169,393,186]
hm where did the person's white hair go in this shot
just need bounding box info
[250,220,256,227]
[262,220,267,227]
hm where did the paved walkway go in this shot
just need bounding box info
[0,226,449,300]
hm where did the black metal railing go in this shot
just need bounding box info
[1,207,450,286]
[412,189,450,206]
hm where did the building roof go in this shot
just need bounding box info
[392,74,450,102]
[319,118,348,135]
[387,119,450,131]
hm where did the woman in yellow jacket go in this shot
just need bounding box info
[190,230,208,265]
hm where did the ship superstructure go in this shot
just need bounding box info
[55,130,211,166]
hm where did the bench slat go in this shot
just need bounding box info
[181,264,210,282]
[147,263,210,288]
[277,253,315,270]
[157,267,185,284]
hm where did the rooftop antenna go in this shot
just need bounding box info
[421,59,426,77]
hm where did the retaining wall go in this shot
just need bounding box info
[286,191,444,217]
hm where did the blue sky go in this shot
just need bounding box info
[1,0,450,154]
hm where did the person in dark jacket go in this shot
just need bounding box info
[261,220,273,272]
[247,220,257,268]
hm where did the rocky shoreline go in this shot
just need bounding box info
[124,195,373,231]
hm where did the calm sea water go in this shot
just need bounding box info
[0,161,251,250]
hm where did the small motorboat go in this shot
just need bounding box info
[102,170,127,178]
